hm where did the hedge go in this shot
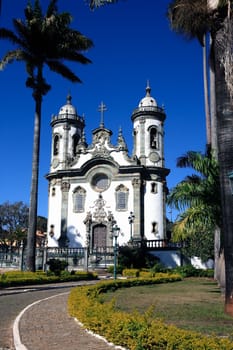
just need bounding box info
[0,270,97,288]
[68,274,233,350]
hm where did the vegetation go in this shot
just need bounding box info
[68,275,233,350]
[0,201,28,247]
[103,277,233,338]
[47,258,68,276]
[167,0,233,316]
[81,0,233,316]
[0,201,47,247]
[167,151,220,262]
[117,245,160,270]
[0,0,93,271]
[0,269,97,288]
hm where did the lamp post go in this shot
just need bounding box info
[228,171,233,195]
[128,211,135,242]
[113,225,120,280]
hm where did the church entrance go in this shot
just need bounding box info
[89,223,114,267]
[92,224,107,249]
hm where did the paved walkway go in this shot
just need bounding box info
[14,288,126,350]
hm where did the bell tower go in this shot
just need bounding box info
[131,82,166,167]
[131,83,169,241]
[50,93,85,172]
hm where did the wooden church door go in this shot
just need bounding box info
[92,224,107,249]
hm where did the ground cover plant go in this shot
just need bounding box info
[103,277,233,337]
[68,275,233,349]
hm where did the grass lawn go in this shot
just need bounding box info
[103,277,233,338]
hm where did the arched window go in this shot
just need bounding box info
[151,182,158,194]
[51,187,56,196]
[53,134,60,156]
[152,222,158,234]
[73,186,86,213]
[72,134,80,156]
[115,184,129,211]
[150,127,158,149]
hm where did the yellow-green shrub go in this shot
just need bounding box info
[122,268,140,277]
[0,270,97,288]
[68,275,233,350]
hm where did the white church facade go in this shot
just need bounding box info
[46,83,170,252]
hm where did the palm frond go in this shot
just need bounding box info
[168,0,211,45]
[89,0,118,10]
[46,60,82,83]
[172,205,216,241]
[0,49,25,69]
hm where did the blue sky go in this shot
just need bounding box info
[0,0,206,221]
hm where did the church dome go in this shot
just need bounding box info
[138,83,157,108]
[58,93,77,117]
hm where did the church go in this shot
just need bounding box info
[46,83,170,252]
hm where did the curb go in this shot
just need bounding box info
[13,292,69,350]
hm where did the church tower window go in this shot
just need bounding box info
[53,134,60,156]
[115,185,129,211]
[150,127,158,149]
[73,186,86,212]
[152,222,158,234]
[72,134,80,156]
[151,182,158,193]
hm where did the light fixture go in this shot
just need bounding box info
[113,225,120,279]
[128,211,135,242]
[228,171,233,195]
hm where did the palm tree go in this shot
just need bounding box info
[167,151,220,236]
[168,0,213,149]
[168,0,233,315]
[89,0,118,9]
[167,151,220,264]
[0,0,93,271]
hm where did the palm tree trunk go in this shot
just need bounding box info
[210,64,218,153]
[203,34,211,149]
[26,93,42,272]
[214,27,233,315]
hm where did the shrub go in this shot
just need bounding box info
[0,269,97,288]
[122,268,140,278]
[68,275,233,350]
[47,258,68,276]
[173,265,214,278]
[107,265,123,275]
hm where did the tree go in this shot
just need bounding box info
[0,0,93,271]
[0,201,29,247]
[37,216,47,233]
[88,0,118,9]
[168,0,233,315]
[167,151,220,262]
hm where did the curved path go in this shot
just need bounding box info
[0,281,125,350]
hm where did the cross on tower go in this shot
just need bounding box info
[98,101,107,128]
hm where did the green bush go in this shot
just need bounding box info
[118,245,160,269]
[173,265,214,278]
[107,265,123,275]
[150,262,168,273]
[47,258,68,276]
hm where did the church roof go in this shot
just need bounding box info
[58,93,77,117]
[138,82,157,108]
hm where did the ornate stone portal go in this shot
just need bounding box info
[84,194,116,252]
